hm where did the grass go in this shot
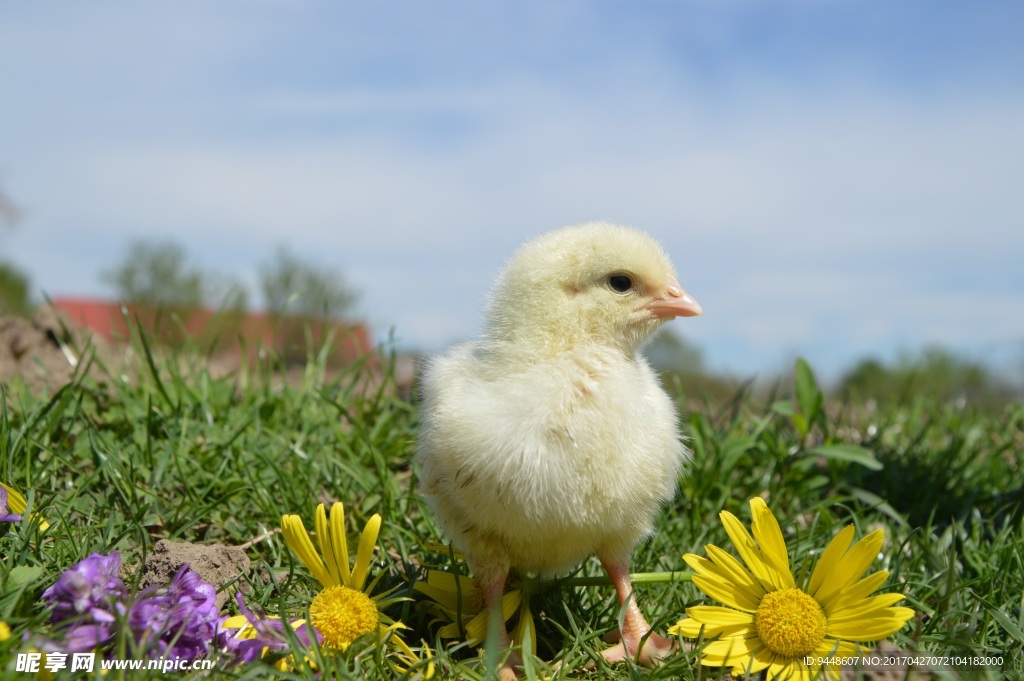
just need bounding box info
[1,334,1022,680]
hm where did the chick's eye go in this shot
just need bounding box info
[608,275,633,293]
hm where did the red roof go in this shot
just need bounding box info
[51,297,373,366]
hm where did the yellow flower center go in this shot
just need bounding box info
[308,585,379,649]
[754,587,826,659]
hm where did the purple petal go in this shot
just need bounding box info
[217,593,323,666]
[61,623,117,653]
[40,553,221,663]
[127,564,220,661]
[44,552,127,628]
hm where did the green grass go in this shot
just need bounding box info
[1,337,1022,680]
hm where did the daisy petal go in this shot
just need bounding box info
[671,608,756,639]
[329,502,353,586]
[815,638,865,660]
[767,657,813,681]
[686,605,756,627]
[414,583,460,614]
[462,590,522,645]
[720,509,777,593]
[814,529,884,606]
[701,634,762,664]
[1,483,26,514]
[219,614,250,629]
[428,571,480,596]
[828,592,906,622]
[414,572,481,613]
[825,607,915,640]
[727,650,773,677]
[668,618,704,638]
[808,524,855,598]
[316,504,343,587]
[705,544,767,597]
[281,514,332,587]
[745,645,776,674]
[437,620,467,639]
[352,513,382,592]
[682,552,714,575]
[826,571,889,616]
[510,593,537,656]
[750,498,795,589]
[685,553,760,597]
[693,574,762,612]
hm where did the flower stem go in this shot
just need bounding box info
[556,571,692,588]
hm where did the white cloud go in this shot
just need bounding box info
[2,2,1022,378]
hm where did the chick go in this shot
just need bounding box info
[416,222,701,675]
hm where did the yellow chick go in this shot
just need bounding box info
[416,222,702,676]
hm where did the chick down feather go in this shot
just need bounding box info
[416,222,698,582]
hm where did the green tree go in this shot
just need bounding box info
[259,246,357,320]
[839,346,1012,405]
[259,246,360,366]
[644,327,706,376]
[205,276,249,314]
[0,183,31,316]
[101,239,205,308]
[0,261,31,317]
[101,238,248,347]
[642,328,739,401]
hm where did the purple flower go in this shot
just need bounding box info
[40,552,219,661]
[217,593,322,665]
[129,564,220,660]
[41,552,127,652]
[1,485,23,523]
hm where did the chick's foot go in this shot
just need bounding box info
[598,556,678,665]
[496,651,524,681]
[599,629,676,665]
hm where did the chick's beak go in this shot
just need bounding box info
[646,279,703,318]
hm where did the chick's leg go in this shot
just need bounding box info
[598,556,676,665]
[481,569,521,681]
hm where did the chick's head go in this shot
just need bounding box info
[485,222,701,355]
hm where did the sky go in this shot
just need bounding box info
[2,1,1023,382]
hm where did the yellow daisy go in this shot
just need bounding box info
[414,570,536,656]
[669,498,914,680]
[389,634,437,679]
[218,596,322,671]
[1,481,50,531]
[281,500,428,675]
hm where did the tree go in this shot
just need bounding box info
[101,239,205,309]
[0,261,31,317]
[259,246,360,367]
[0,183,31,316]
[839,346,1012,405]
[100,238,248,347]
[643,327,706,375]
[259,246,357,320]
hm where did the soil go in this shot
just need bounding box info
[0,308,130,396]
[0,309,409,397]
[0,310,77,396]
[140,539,251,610]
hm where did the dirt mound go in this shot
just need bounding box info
[0,307,128,396]
[0,310,78,396]
[140,539,251,610]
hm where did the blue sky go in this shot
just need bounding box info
[2,1,1022,381]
